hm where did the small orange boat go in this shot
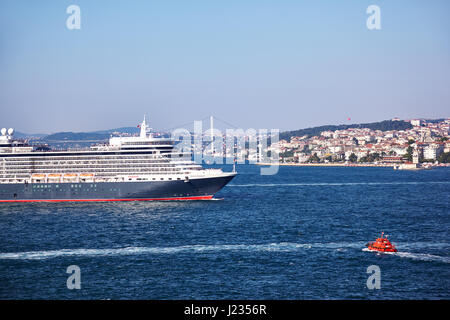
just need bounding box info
[366,232,397,253]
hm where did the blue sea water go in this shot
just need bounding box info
[0,165,449,299]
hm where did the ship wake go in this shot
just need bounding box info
[362,248,450,264]
[0,242,363,260]
[2,242,448,262]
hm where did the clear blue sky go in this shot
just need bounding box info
[1,0,449,133]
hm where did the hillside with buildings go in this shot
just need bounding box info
[279,120,413,141]
[272,118,450,165]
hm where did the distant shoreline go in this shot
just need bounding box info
[255,162,450,168]
[255,162,394,167]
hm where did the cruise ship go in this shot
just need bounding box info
[0,118,236,202]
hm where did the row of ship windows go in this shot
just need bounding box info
[0,171,196,179]
[3,185,134,190]
[121,141,174,145]
[0,162,195,168]
[4,153,190,158]
[1,155,171,162]
[0,160,196,165]
[1,168,197,173]
[1,159,195,163]
[2,168,199,173]
[24,176,184,184]
[2,168,187,173]
[32,184,98,188]
[0,165,179,171]
[1,166,199,171]
[31,176,185,182]
[1,160,173,166]
[1,167,201,171]
[24,189,100,193]
[2,156,169,162]
[2,163,196,169]
[1,167,199,172]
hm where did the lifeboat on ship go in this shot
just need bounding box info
[79,173,94,181]
[80,173,94,177]
[366,232,397,253]
[47,174,61,182]
[63,173,78,181]
[31,174,46,181]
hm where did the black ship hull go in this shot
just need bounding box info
[0,174,235,202]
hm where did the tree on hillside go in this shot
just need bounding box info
[280,150,294,159]
[437,152,450,163]
[308,153,320,163]
[404,146,413,161]
[349,153,357,163]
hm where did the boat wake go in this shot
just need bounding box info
[0,242,363,260]
[228,181,450,188]
[395,252,450,264]
[362,248,450,264]
[2,242,448,262]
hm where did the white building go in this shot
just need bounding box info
[410,119,421,126]
[295,152,310,163]
[423,144,444,160]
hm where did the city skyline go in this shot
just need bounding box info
[1,0,450,133]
